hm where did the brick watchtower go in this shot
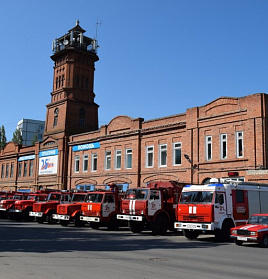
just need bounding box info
[40,21,99,189]
[44,20,99,138]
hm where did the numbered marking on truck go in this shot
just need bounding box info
[129,200,136,214]
[88,204,92,211]
[189,206,197,214]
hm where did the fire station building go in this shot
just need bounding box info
[1,22,268,191]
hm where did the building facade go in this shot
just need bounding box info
[1,22,268,191]
[17,119,45,146]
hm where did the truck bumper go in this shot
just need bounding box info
[80,216,100,222]
[0,208,8,211]
[29,211,43,217]
[117,214,143,221]
[174,222,214,231]
[9,209,23,213]
[53,214,70,220]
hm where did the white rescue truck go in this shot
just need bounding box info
[174,179,268,241]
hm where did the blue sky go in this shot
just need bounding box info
[1,0,268,141]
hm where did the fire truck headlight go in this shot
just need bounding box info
[232,230,237,234]
[250,231,257,236]
[97,212,100,217]
[141,210,144,215]
[202,224,209,229]
[122,209,125,213]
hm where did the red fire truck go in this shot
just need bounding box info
[174,179,268,241]
[0,192,29,218]
[231,213,268,247]
[117,181,184,235]
[53,192,88,227]
[80,184,126,230]
[29,191,72,224]
[9,192,48,221]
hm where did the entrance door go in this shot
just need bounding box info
[148,190,161,216]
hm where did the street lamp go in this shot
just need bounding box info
[184,154,197,184]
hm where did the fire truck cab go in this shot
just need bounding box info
[174,179,268,241]
[29,191,72,224]
[80,185,125,230]
[117,181,184,235]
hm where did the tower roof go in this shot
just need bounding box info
[52,20,97,54]
[68,20,86,34]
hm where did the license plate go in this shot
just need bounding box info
[237,236,248,241]
[188,224,196,229]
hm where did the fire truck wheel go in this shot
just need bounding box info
[74,215,84,227]
[37,217,45,224]
[46,213,58,224]
[183,229,199,240]
[60,220,70,227]
[107,215,119,231]
[15,215,23,221]
[128,221,143,233]
[90,222,100,230]
[23,210,32,222]
[260,235,268,248]
[152,215,169,235]
[234,239,243,246]
[215,220,233,242]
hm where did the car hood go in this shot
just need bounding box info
[233,224,268,232]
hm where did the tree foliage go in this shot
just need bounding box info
[0,125,7,150]
[31,133,38,145]
[12,128,23,145]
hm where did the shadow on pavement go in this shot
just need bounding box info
[0,219,229,253]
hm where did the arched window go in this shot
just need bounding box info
[53,108,59,127]
[79,108,85,127]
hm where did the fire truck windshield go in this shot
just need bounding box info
[48,193,61,201]
[86,193,103,203]
[179,191,213,204]
[248,215,268,225]
[124,189,148,200]
[72,194,86,202]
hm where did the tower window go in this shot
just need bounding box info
[58,76,61,88]
[61,75,64,87]
[53,108,59,127]
[79,108,86,127]
[81,76,84,88]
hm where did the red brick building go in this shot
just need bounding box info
[1,22,268,191]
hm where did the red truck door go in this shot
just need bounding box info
[232,189,249,225]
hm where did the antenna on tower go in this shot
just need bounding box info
[95,19,102,40]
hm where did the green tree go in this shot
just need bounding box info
[31,133,38,145]
[0,125,7,149]
[12,128,23,145]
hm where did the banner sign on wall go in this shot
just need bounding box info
[72,142,100,152]
[38,149,58,175]
[39,149,58,157]
[18,154,35,161]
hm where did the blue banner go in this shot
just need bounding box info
[39,149,58,157]
[18,154,35,161]
[72,142,100,152]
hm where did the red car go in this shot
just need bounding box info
[230,214,268,247]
